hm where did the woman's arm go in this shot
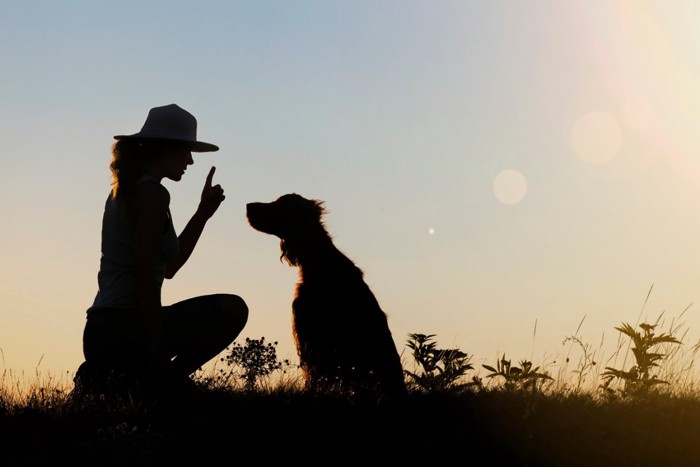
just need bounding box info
[165,166,225,279]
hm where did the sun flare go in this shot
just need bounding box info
[493,169,528,205]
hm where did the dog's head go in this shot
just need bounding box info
[246,193,327,266]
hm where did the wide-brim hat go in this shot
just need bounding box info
[114,103,219,152]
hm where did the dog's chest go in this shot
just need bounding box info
[291,277,374,320]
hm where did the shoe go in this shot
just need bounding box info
[72,361,148,402]
[72,360,102,398]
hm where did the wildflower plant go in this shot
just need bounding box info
[601,322,682,397]
[562,335,598,392]
[203,337,293,391]
[404,333,476,393]
[483,355,553,392]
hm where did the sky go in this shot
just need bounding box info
[3,1,700,381]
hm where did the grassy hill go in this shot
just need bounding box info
[4,313,700,466]
[3,381,700,466]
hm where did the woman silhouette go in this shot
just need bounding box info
[76,104,248,400]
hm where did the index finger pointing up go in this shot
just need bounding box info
[205,166,216,188]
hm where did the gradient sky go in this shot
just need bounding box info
[3,1,700,380]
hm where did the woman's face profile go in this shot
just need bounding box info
[161,146,194,182]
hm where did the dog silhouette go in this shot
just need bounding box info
[246,193,406,397]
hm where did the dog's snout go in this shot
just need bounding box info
[246,202,271,234]
[246,202,261,216]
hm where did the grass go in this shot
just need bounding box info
[3,371,700,466]
[4,290,700,466]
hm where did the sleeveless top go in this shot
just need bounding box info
[88,174,179,314]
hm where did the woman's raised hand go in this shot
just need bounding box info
[199,166,226,219]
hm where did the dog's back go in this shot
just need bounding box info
[292,246,406,396]
[247,194,406,397]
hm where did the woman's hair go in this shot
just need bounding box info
[109,138,188,198]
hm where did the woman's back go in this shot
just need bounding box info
[89,176,178,312]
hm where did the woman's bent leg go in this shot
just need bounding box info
[80,308,150,396]
[163,294,248,377]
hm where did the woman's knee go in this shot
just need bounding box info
[216,294,249,336]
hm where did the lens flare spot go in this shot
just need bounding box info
[493,169,527,205]
[428,228,435,235]
[571,111,623,164]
